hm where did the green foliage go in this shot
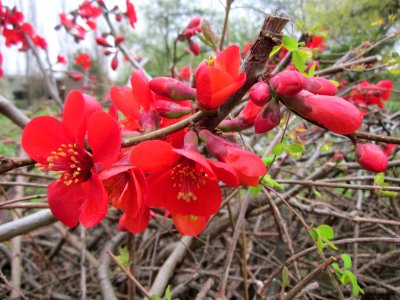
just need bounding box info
[374,173,399,197]
[151,285,180,300]
[115,247,129,271]
[263,174,285,190]
[309,224,338,253]
[332,254,365,296]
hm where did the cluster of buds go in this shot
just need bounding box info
[346,80,393,109]
[178,17,202,56]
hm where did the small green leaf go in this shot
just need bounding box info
[262,156,275,166]
[374,173,385,185]
[318,225,334,239]
[282,266,290,288]
[341,253,352,270]
[272,143,284,155]
[329,79,340,87]
[263,174,285,190]
[269,45,282,58]
[292,50,306,72]
[151,295,162,300]
[116,247,129,270]
[313,189,322,199]
[165,285,171,300]
[380,191,398,197]
[308,24,320,34]
[250,184,262,197]
[285,143,304,154]
[296,48,313,60]
[323,238,338,251]
[307,61,317,77]
[282,35,298,51]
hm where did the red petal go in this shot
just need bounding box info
[48,181,85,228]
[22,116,71,164]
[130,140,179,174]
[63,90,102,146]
[146,170,222,216]
[121,205,150,234]
[79,172,109,228]
[130,69,154,112]
[210,72,246,108]
[87,111,121,167]
[195,62,212,107]
[110,86,140,119]
[225,146,267,177]
[215,45,241,79]
[172,214,210,236]
[208,160,239,187]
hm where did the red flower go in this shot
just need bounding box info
[199,130,267,186]
[22,91,121,228]
[59,13,74,31]
[75,53,91,71]
[281,90,363,135]
[100,165,150,234]
[195,45,246,111]
[131,140,222,216]
[189,40,200,56]
[306,36,327,51]
[78,1,101,19]
[126,0,137,29]
[355,143,388,173]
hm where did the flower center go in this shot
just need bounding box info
[170,159,206,203]
[40,143,92,186]
[206,55,215,67]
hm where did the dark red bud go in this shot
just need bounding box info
[355,143,388,173]
[249,82,271,106]
[254,100,281,134]
[269,70,305,97]
[304,77,337,96]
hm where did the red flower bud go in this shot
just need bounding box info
[189,40,201,56]
[355,143,388,173]
[153,100,193,119]
[218,118,252,132]
[96,36,111,47]
[281,90,363,134]
[254,100,281,134]
[115,35,125,46]
[269,70,305,97]
[149,77,196,100]
[111,54,119,70]
[249,82,271,106]
[304,77,338,96]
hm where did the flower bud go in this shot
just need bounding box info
[96,36,111,47]
[218,118,252,132]
[189,40,200,56]
[269,70,305,97]
[238,100,263,124]
[355,143,388,173]
[153,100,193,119]
[254,100,281,134]
[281,90,363,134]
[304,77,337,96]
[249,82,271,106]
[149,77,196,100]
[111,54,119,70]
[115,35,125,46]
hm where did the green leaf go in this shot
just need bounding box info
[116,247,129,270]
[297,48,313,60]
[282,266,290,288]
[262,156,275,166]
[323,238,338,251]
[380,191,398,197]
[250,184,262,197]
[282,35,298,51]
[308,24,320,34]
[269,45,282,58]
[165,285,171,300]
[272,143,284,155]
[313,189,322,199]
[318,225,334,239]
[263,174,285,190]
[329,80,340,87]
[374,173,385,185]
[151,296,162,300]
[307,61,317,77]
[292,50,306,72]
[341,253,352,270]
[285,143,304,154]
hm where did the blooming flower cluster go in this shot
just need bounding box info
[0,2,48,76]
[346,80,393,109]
[22,45,268,236]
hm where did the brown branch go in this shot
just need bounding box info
[257,237,400,296]
[0,95,30,128]
[283,256,337,300]
[351,130,400,144]
[219,0,233,49]
[314,55,380,76]
[107,250,152,299]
